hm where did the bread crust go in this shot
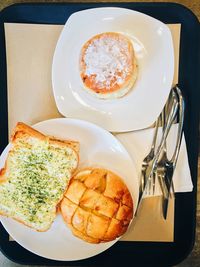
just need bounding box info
[60,167,133,243]
[49,137,79,153]
[0,210,53,232]
[0,122,79,232]
[11,122,46,142]
[11,123,80,153]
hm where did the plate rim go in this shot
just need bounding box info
[0,118,138,261]
[52,7,174,132]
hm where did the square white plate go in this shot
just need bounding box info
[52,7,174,132]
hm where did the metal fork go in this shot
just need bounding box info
[157,86,184,219]
[137,116,160,210]
[147,92,174,195]
[157,89,176,198]
[157,98,175,218]
[136,90,179,214]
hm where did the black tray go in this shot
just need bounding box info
[0,2,199,267]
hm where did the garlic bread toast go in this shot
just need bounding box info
[0,122,79,231]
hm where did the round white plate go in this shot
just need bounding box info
[0,118,138,261]
[52,7,174,132]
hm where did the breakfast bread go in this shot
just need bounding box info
[60,168,133,243]
[0,122,79,231]
[80,32,138,99]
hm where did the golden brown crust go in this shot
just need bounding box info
[49,138,79,153]
[11,122,46,143]
[68,224,100,244]
[10,122,79,174]
[60,167,134,243]
[0,167,7,183]
[0,122,80,232]
[103,218,124,242]
[60,197,77,224]
[11,123,80,154]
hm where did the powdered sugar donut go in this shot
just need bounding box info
[80,32,138,99]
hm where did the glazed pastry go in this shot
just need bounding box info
[60,168,133,243]
[80,32,138,99]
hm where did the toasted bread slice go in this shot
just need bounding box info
[0,122,79,231]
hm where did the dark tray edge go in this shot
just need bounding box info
[0,2,199,267]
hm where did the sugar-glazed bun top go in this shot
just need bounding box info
[60,168,134,243]
[80,32,137,99]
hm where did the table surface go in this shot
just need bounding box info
[0,0,199,267]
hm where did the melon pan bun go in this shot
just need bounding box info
[60,167,134,243]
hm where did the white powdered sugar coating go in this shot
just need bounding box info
[83,34,132,89]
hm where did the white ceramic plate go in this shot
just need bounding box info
[52,7,174,132]
[0,118,138,261]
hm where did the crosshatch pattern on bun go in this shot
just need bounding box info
[60,168,134,243]
[80,32,138,99]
